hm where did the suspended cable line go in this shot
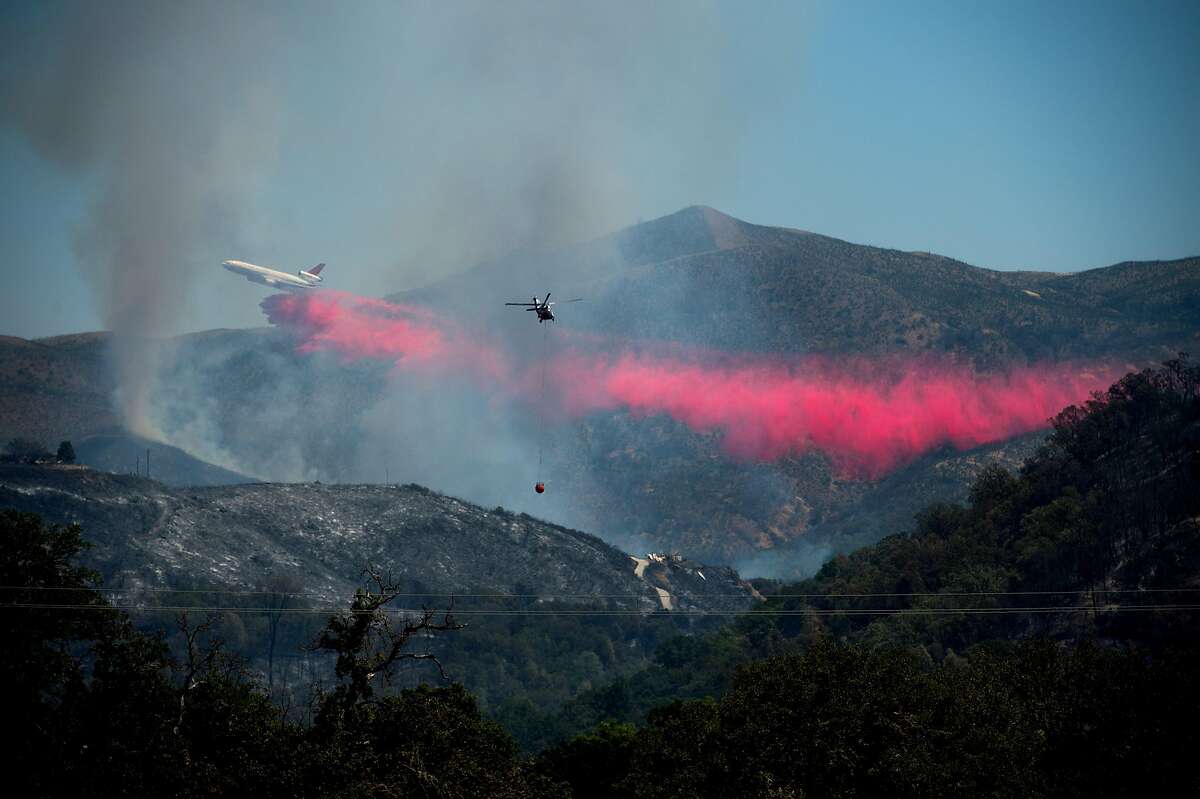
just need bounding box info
[2,601,1199,617]
[4,585,1198,599]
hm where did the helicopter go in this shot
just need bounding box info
[505,292,582,323]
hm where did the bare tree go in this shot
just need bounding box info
[260,574,303,692]
[172,612,224,737]
[313,566,464,712]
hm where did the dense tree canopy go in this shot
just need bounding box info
[538,641,1200,798]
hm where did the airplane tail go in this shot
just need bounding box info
[299,263,326,283]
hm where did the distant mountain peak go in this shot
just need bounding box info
[610,205,756,267]
[694,205,752,250]
[636,205,746,240]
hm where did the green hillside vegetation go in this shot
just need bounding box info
[535,641,1199,799]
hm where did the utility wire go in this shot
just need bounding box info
[2,602,1199,617]
[3,586,1198,599]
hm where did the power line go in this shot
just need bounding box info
[2,602,1198,617]
[3,585,1198,599]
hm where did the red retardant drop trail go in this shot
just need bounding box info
[262,292,1122,478]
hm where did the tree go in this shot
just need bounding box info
[165,611,301,796]
[537,720,639,799]
[0,509,112,703]
[0,511,307,796]
[259,574,303,692]
[2,437,51,463]
[0,510,114,795]
[56,440,76,464]
[303,682,559,799]
[304,568,558,798]
[313,566,465,716]
[622,701,719,799]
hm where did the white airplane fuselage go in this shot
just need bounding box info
[222,259,322,291]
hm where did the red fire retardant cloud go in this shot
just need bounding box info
[263,291,448,363]
[262,292,1120,477]
[569,355,1117,476]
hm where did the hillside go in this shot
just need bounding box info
[3,207,1197,568]
[772,357,1200,650]
[523,357,1200,753]
[0,332,115,443]
[393,206,1200,364]
[0,464,759,734]
[0,465,754,611]
[5,357,1197,797]
[394,207,1195,562]
[74,433,255,486]
[542,411,1050,568]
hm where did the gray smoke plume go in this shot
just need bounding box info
[316,0,734,294]
[2,1,732,439]
[1,2,279,436]
[3,2,749,563]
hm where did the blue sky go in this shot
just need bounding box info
[2,0,1197,339]
[721,0,1200,270]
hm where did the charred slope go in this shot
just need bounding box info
[0,465,756,613]
[540,411,1050,567]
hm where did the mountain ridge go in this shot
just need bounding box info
[0,464,756,611]
[391,206,1198,363]
[3,206,1197,567]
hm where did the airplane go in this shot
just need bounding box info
[504,292,582,323]
[222,259,326,291]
